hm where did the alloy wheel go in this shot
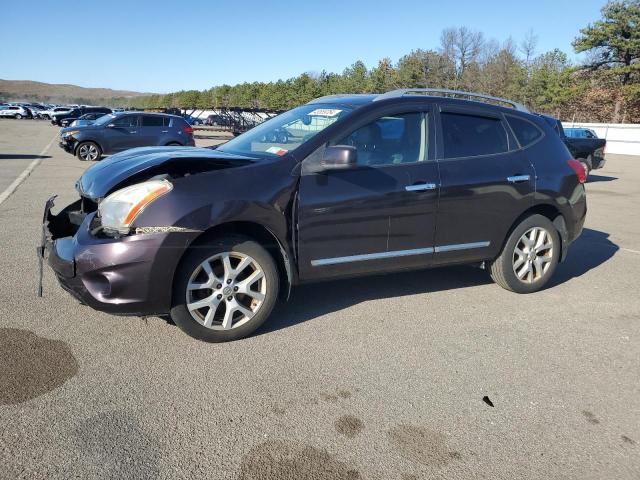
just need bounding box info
[78,144,99,161]
[186,252,266,330]
[512,227,554,283]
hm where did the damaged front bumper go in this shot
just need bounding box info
[58,137,75,154]
[39,196,199,316]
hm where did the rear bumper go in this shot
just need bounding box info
[41,197,199,316]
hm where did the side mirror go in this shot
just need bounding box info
[320,145,358,172]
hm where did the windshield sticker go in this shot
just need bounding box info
[308,108,342,117]
[266,146,288,156]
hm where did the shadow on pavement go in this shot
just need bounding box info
[0,154,52,160]
[260,228,617,335]
[587,174,617,183]
[551,228,618,286]
[259,265,492,335]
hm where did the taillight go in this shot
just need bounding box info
[567,159,586,184]
[182,126,193,134]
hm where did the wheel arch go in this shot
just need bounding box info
[499,203,568,262]
[175,221,293,300]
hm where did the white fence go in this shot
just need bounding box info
[562,122,640,156]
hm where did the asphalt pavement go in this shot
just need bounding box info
[0,118,638,479]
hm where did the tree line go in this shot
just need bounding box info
[127,1,640,123]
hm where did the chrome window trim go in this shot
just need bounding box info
[311,241,490,266]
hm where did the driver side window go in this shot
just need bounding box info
[113,115,139,128]
[333,112,427,166]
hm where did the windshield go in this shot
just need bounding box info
[217,104,353,158]
[94,113,116,126]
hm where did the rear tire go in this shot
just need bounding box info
[489,214,560,294]
[165,141,182,146]
[15,114,22,119]
[170,235,279,342]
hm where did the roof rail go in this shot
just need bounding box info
[374,88,529,112]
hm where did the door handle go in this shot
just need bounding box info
[130,131,137,134]
[405,183,437,192]
[507,175,530,183]
[161,130,169,133]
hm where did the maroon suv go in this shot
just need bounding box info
[41,89,586,342]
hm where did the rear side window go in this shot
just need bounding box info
[163,116,172,127]
[142,115,164,127]
[507,115,543,148]
[174,117,190,129]
[441,112,508,159]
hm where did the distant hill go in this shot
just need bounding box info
[0,79,152,106]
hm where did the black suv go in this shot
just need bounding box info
[58,112,196,161]
[42,89,586,342]
[51,107,112,126]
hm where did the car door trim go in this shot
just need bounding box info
[311,247,435,266]
[433,241,490,253]
[310,241,490,266]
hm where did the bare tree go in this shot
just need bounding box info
[520,29,539,65]
[440,26,485,89]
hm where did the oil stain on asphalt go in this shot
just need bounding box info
[387,424,462,467]
[0,328,79,405]
[335,415,365,438]
[582,410,600,424]
[238,440,361,480]
[74,411,161,479]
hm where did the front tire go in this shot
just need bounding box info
[76,141,101,161]
[170,235,279,342]
[489,214,560,293]
[15,114,22,119]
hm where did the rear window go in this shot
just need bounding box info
[142,115,164,127]
[441,112,509,158]
[173,117,189,128]
[507,115,543,148]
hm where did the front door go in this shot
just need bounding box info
[297,108,438,281]
[103,114,141,153]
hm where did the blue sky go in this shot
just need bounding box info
[1,0,607,93]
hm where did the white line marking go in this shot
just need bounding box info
[0,133,57,206]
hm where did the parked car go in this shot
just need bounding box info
[58,112,195,161]
[0,105,30,119]
[565,127,598,139]
[540,116,607,174]
[204,114,231,126]
[42,89,586,342]
[183,114,203,125]
[52,106,112,126]
[39,106,73,120]
[66,112,109,127]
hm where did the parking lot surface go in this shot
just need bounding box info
[0,119,639,479]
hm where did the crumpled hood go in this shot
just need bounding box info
[77,146,256,200]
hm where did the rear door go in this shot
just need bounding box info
[140,115,166,146]
[433,105,535,265]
